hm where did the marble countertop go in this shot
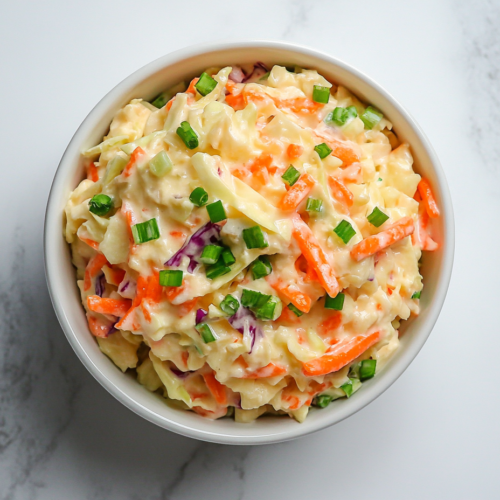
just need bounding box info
[1,0,499,498]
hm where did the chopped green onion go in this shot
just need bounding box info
[312,85,330,104]
[205,259,231,279]
[200,245,223,265]
[221,247,235,266]
[251,256,272,280]
[360,106,383,130]
[314,143,332,159]
[326,105,358,126]
[378,178,383,182]
[149,151,173,177]
[151,94,168,109]
[306,198,323,212]
[367,207,389,228]
[89,194,113,216]
[159,269,183,287]
[255,295,282,321]
[345,105,358,120]
[315,395,333,408]
[196,323,216,343]
[359,359,377,381]
[206,200,227,223]
[288,303,304,317]
[325,292,344,311]
[241,289,270,309]
[282,165,300,186]
[189,187,209,207]
[348,362,361,379]
[242,226,269,249]
[176,121,199,149]
[259,72,270,80]
[341,379,354,398]
[334,220,356,244]
[195,72,218,96]
[131,218,160,244]
[220,294,240,316]
[412,291,421,299]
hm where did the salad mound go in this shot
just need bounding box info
[64,63,439,423]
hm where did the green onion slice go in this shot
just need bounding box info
[205,258,231,279]
[255,295,282,321]
[251,256,272,280]
[334,220,356,244]
[196,323,216,343]
[326,105,358,126]
[325,292,344,311]
[288,303,304,317]
[315,395,333,408]
[221,247,236,266]
[149,151,173,177]
[306,198,323,212]
[312,85,330,104]
[189,187,209,207]
[367,207,389,227]
[341,379,354,398]
[242,226,269,249]
[206,200,227,223]
[282,165,300,186]
[159,269,183,287]
[412,291,421,299]
[200,245,223,265]
[89,194,113,216]
[220,294,240,316]
[359,359,377,381]
[241,289,270,309]
[314,143,332,159]
[195,72,218,96]
[360,106,383,130]
[176,121,199,149]
[131,218,160,244]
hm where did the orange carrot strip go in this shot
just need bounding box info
[106,266,126,286]
[87,163,99,182]
[282,394,301,410]
[87,315,112,338]
[417,178,440,218]
[79,235,100,250]
[202,372,227,405]
[123,147,146,178]
[241,362,287,379]
[165,284,185,302]
[145,272,162,303]
[83,253,108,291]
[328,176,353,209]
[177,298,198,317]
[270,280,312,313]
[287,144,304,159]
[302,331,381,376]
[87,296,132,317]
[328,139,360,167]
[225,91,246,110]
[186,77,200,95]
[166,97,175,111]
[291,214,340,298]
[350,216,415,262]
[318,311,342,336]
[278,173,315,210]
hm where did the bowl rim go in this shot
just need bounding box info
[44,39,455,445]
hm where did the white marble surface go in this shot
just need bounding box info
[1,0,499,498]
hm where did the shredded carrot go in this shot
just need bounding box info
[328,176,353,211]
[123,147,146,178]
[277,305,301,324]
[186,77,200,95]
[295,254,319,282]
[269,280,312,313]
[413,207,439,251]
[282,394,301,410]
[225,91,246,110]
[165,284,185,302]
[83,253,108,291]
[287,144,304,160]
[318,311,342,336]
[87,163,99,182]
[79,235,100,250]
[350,216,415,262]
[278,173,315,210]
[166,97,175,111]
[177,298,198,317]
[291,214,340,298]
[87,296,132,317]
[302,331,381,376]
[169,231,185,239]
[328,139,360,167]
[202,372,227,405]
[417,179,440,218]
[241,362,287,379]
[105,266,126,286]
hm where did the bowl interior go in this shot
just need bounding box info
[45,42,454,444]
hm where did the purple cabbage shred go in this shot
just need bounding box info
[95,273,106,297]
[228,304,262,353]
[243,62,269,83]
[196,308,208,324]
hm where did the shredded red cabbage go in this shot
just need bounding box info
[107,321,118,336]
[228,304,262,353]
[229,66,246,83]
[243,62,269,83]
[95,273,106,297]
[196,308,208,324]
[119,280,130,292]
[165,222,222,273]
[170,365,193,379]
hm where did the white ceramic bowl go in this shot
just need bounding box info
[44,40,454,445]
